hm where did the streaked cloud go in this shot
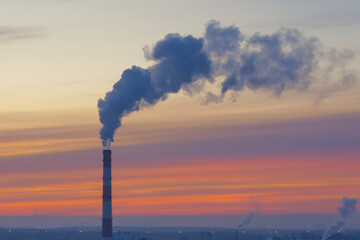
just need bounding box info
[0,26,44,43]
[1,112,359,158]
[0,153,359,215]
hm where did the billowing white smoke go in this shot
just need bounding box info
[321,197,358,240]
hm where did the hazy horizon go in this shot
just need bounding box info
[1,214,360,230]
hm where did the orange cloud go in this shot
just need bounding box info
[0,154,359,215]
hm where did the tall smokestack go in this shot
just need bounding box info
[102,149,112,240]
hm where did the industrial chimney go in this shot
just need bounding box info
[102,149,113,240]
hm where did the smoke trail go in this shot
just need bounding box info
[321,197,358,240]
[98,34,211,147]
[237,212,255,228]
[204,21,355,99]
[98,20,356,147]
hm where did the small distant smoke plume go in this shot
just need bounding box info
[237,199,261,228]
[321,197,358,240]
[98,20,356,147]
[237,212,255,228]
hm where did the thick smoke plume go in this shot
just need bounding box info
[98,34,211,147]
[321,197,358,240]
[98,20,356,147]
[237,212,255,228]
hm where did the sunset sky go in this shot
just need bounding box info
[1,0,360,218]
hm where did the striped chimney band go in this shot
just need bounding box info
[102,149,113,240]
